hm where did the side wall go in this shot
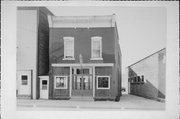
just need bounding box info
[128,49,166,100]
[114,23,122,98]
[17,9,38,99]
[37,8,52,99]
[38,8,51,76]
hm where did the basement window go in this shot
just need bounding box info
[97,76,110,89]
[54,76,68,89]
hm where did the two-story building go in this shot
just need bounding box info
[43,14,122,101]
[16,7,122,101]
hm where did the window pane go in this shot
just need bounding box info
[76,69,89,74]
[65,49,73,58]
[21,75,28,85]
[42,80,47,85]
[98,77,109,88]
[138,76,140,82]
[93,40,100,49]
[76,77,81,90]
[42,80,47,90]
[93,49,100,58]
[83,69,89,74]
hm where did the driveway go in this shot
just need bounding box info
[17,94,165,111]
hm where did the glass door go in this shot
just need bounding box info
[71,67,93,97]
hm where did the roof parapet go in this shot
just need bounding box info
[48,15,116,28]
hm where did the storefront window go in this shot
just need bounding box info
[97,76,110,89]
[54,76,68,89]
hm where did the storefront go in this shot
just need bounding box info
[38,63,120,101]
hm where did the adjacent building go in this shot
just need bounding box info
[128,48,166,101]
[16,7,53,99]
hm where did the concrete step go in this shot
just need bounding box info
[70,96,94,101]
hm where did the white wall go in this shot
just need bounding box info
[17,10,37,99]
[121,70,128,94]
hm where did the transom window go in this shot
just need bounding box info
[21,75,28,85]
[63,37,74,60]
[54,76,68,89]
[76,69,89,74]
[91,36,103,60]
[97,76,110,89]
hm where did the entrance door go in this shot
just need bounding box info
[72,67,93,97]
[40,76,49,99]
[17,70,31,96]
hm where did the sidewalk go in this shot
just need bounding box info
[17,94,165,111]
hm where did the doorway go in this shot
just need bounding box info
[39,76,49,99]
[71,67,93,97]
[17,70,31,96]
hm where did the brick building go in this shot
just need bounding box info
[128,48,166,100]
[43,14,122,101]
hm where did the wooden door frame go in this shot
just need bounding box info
[17,70,32,96]
[39,76,49,99]
[71,66,93,97]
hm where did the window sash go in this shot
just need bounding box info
[64,37,74,59]
[91,37,102,59]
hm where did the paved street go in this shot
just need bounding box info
[17,94,165,111]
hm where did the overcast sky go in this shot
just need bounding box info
[47,6,166,73]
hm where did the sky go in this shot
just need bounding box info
[47,6,166,73]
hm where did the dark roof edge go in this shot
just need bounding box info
[17,7,54,16]
[127,48,166,67]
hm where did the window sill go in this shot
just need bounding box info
[62,58,75,60]
[90,58,103,60]
[97,88,110,90]
[54,88,67,89]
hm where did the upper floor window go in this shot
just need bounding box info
[91,36,103,60]
[63,37,74,60]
